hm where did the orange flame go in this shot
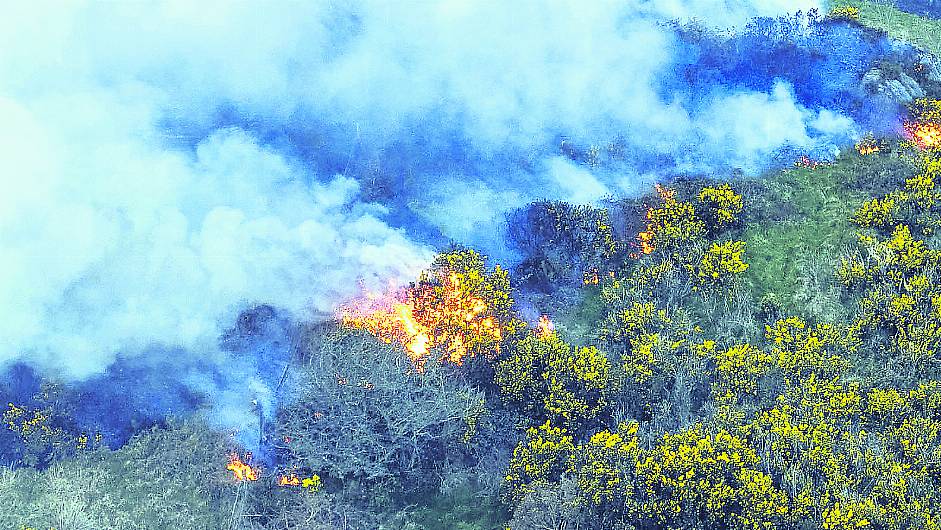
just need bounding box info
[536,315,555,339]
[905,121,941,151]
[855,137,881,156]
[583,269,600,285]
[227,453,259,482]
[278,474,301,486]
[340,273,502,369]
[631,184,672,258]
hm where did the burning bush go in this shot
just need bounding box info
[341,248,523,370]
[904,98,941,152]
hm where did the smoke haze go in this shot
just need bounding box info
[4,0,919,449]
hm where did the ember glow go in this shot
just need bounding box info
[340,272,502,369]
[227,453,259,482]
[905,122,941,151]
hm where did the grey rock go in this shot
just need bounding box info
[861,68,884,91]
[899,72,926,98]
[860,66,926,104]
[885,79,914,104]
[918,54,941,83]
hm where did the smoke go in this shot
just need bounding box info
[2,0,917,450]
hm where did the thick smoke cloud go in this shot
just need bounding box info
[7,0,911,450]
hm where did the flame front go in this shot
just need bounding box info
[905,121,941,151]
[631,184,673,258]
[855,136,881,156]
[227,453,259,482]
[340,273,502,369]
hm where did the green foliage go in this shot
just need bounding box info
[742,153,871,312]
[844,1,941,57]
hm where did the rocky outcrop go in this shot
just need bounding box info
[861,67,926,104]
[916,53,941,83]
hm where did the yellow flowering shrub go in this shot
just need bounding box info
[503,421,576,503]
[646,192,706,250]
[828,5,860,20]
[573,421,641,506]
[765,316,854,382]
[633,426,788,530]
[701,343,775,403]
[698,184,744,231]
[695,240,749,287]
[852,191,906,230]
[494,332,613,432]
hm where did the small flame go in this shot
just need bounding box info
[654,183,675,200]
[905,121,941,151]
[536,315,555,339]
[631,184,673,258]
[227,453,259,482]
[278,474,301,486]
[855,137,881,156]
[583,269,600,285]
[795,156,823,169]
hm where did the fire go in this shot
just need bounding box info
[654,183,675,200]
[340,272,502,369]
[905,121,941,151]
[536,315,555,338]
[227,453,259,482]
[277,472,322,490]
[855,136,881,156]
[278,474,301,486]
[794,156,823,169]
[583,269,600,285]
[631,184,673,258]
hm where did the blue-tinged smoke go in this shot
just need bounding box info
[1,0,929,455]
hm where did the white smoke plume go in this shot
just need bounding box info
[2,0,845,444]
